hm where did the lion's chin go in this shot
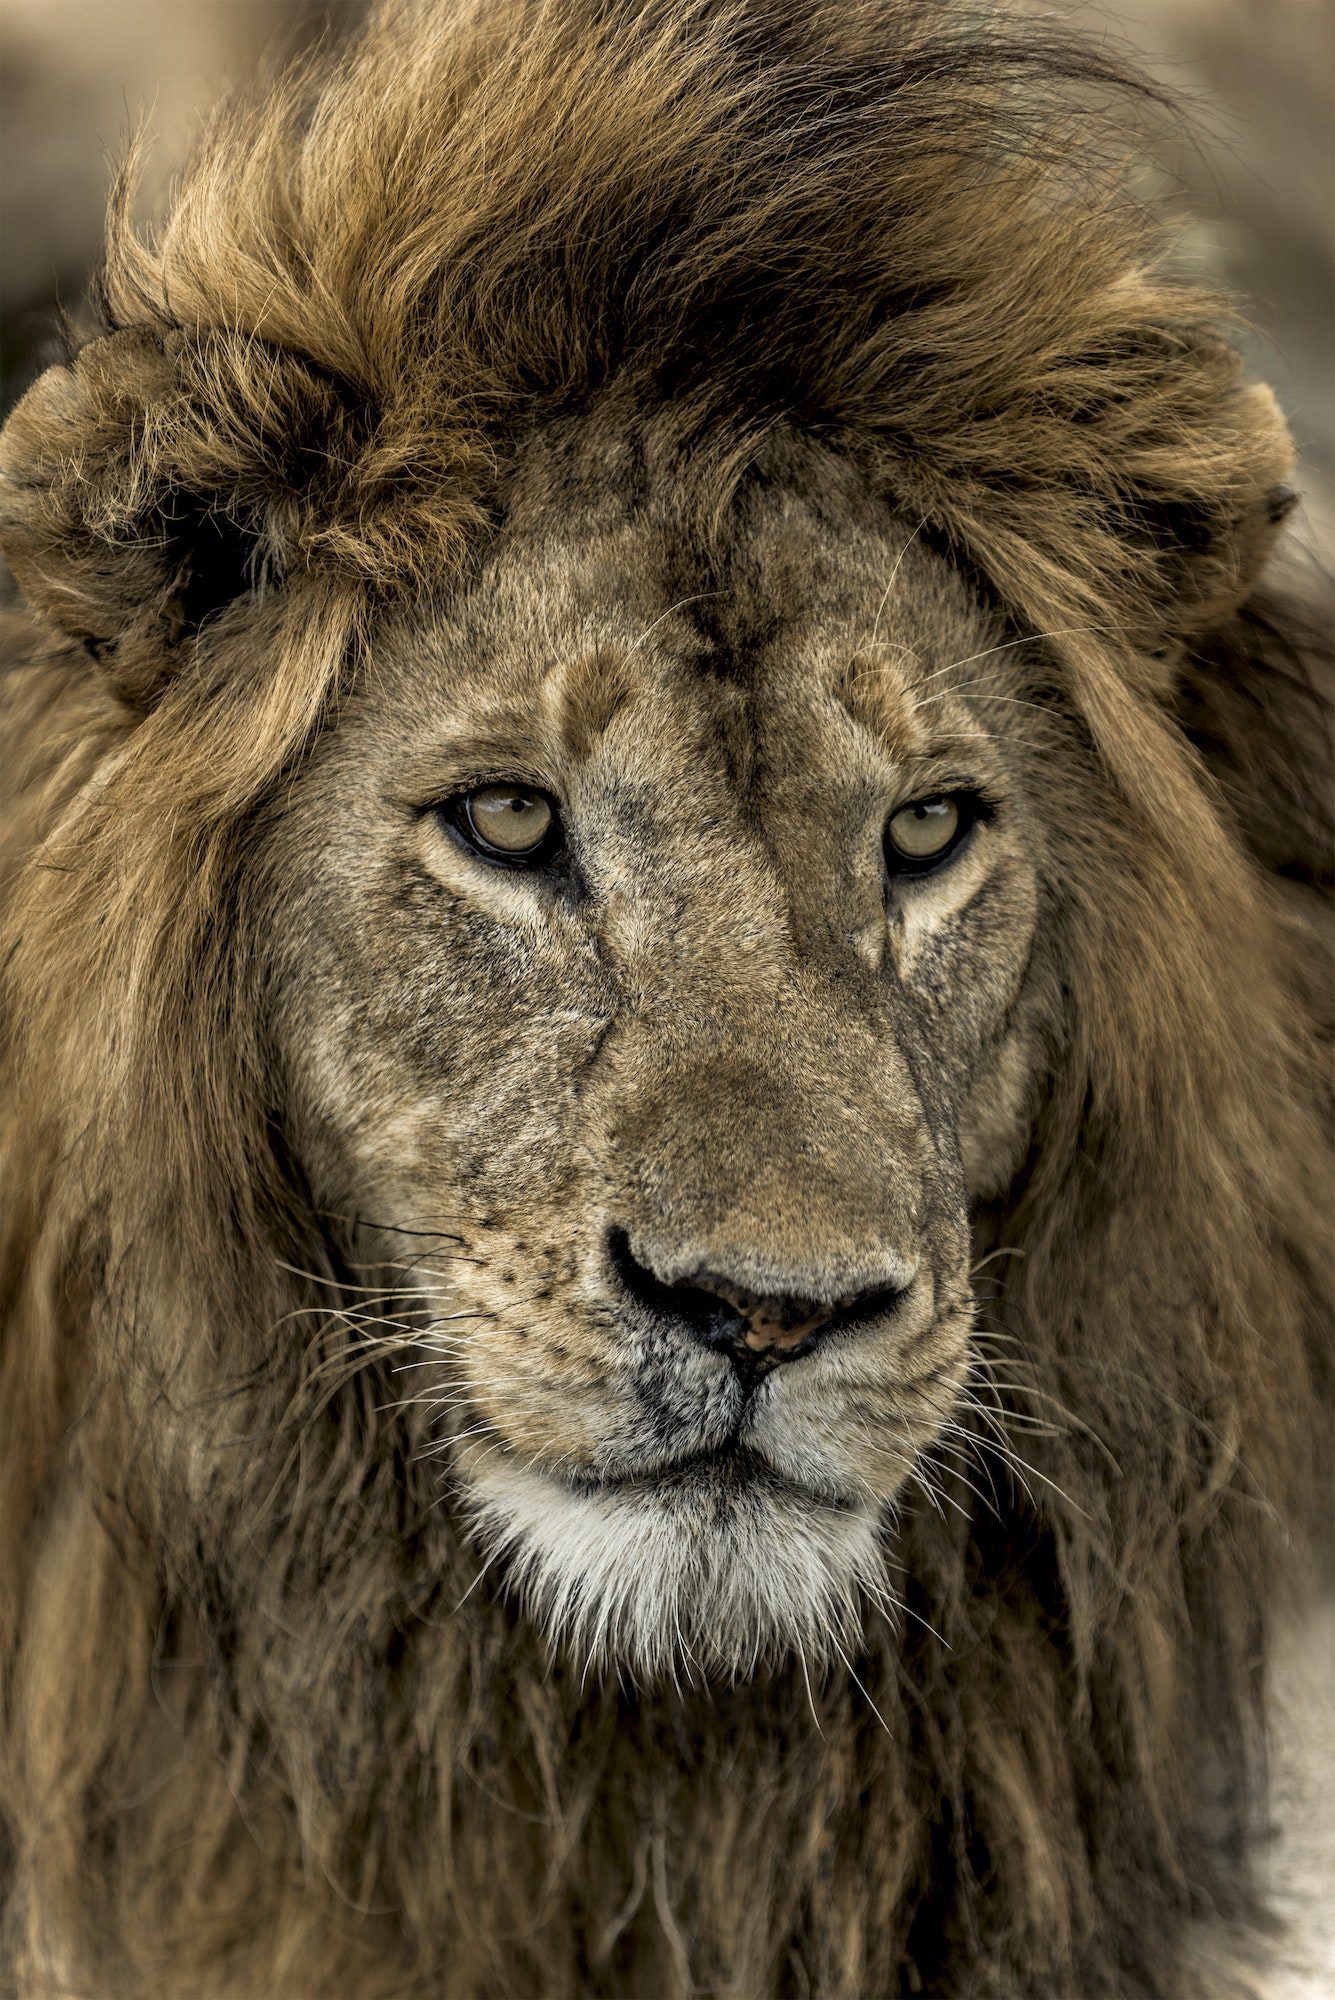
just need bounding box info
[459,1448,887,1685]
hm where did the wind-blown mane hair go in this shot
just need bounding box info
[0,3,1329,1995]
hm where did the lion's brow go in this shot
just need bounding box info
[542,646,639,761]
[834,651,929,762]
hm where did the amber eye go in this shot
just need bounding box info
[884,794,976,875]
[449,784,561,865]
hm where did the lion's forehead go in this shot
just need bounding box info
[266,435,1042,1234]
[362,460,993,819]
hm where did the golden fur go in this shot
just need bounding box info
[0,3,1330,1995]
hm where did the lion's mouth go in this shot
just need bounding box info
[562,1438,862,1513]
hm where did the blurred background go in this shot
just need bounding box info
[2,0,1332,544]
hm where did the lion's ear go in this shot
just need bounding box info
[0,330,272,709]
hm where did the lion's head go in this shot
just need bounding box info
[266,426,1052,1677]
[1,4,1329,1994]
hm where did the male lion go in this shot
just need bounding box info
[0,3,1329,1996]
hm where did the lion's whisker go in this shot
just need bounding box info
[865,514,930,651]
[911,623,1116,688]
[827,1630,893,1739]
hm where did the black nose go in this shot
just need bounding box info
[607,1228,910,1373]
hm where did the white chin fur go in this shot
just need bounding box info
[460,1454,887,1684]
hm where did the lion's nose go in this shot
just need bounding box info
[690,1276,839,1357]
[607,1228,913,1372]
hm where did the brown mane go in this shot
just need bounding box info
[1,3,1329,1994]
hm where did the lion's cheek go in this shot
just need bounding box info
[959,1012,1050,1201]
[447,1318,643,1474]
[281,973,607,1225]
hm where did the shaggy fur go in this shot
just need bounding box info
[0,3,1330,1996]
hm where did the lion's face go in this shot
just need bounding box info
[267,431,1048,1678]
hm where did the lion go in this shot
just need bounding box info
[0,3,1330,1996]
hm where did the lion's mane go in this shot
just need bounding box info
[0,4,1329,1996]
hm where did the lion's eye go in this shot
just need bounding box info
[884,794,975,875]
[449,784,561,865]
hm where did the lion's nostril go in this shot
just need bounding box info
[606,1227,911,1371]
[713,1283,835,1355]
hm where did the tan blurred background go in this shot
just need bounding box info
[0,0,355,398]
[2,0,1332,541]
